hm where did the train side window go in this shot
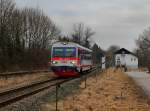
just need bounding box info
[81,55,84,59]
[89,55,92,60]
[78,49,84,56]
[84,54,92,60]
[84,55,86,59]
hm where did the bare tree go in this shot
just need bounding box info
[92,43,104,65]
[0,0,16,69]
[71,23,84,44]
[58,35,70,42]
[71,23,95,48]
[106,45,120,67]
[136,28,150,72]
[83,27,95,48]
[21,8,60,49]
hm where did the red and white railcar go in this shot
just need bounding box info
[49,42,92,77]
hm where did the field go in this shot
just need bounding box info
[42,69,150,111]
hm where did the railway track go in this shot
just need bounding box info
[0,77,72,108]
[0,68,99,108]
[0,70,51,77]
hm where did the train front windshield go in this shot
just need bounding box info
[52,47,76,57]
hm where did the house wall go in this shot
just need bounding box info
[115,54,138,69]
[102,57,106,69]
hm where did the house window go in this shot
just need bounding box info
[117,57,120,60]
[134,58,136,61]
[131,58,133,62]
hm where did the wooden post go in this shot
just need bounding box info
[56,84,60,111]
[95,69,97,82]
[85,76,87,88]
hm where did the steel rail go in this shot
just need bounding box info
[0,70,51,77]
[0,77,70,108]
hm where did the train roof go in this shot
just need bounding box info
[52,41,92,52]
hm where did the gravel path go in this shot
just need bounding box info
[126,71,150,98]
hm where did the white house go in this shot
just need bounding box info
[114,48,138,69]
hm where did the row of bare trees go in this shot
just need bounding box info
[136,28,150,72]
[0,0,60,71]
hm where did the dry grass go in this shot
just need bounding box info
[0,72,55,89]
[138,67,149,72]
[41,69,150,111]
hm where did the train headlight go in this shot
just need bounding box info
[52,61,57,64]
[70,61,76,64]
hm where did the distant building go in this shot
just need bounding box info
[114,48,138,69]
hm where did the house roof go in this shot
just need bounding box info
[114,48,137,57]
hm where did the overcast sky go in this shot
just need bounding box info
[15,0,150,50]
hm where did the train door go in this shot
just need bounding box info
[80,54,84,65]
